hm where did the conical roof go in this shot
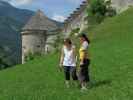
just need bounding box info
[22,10,58,31]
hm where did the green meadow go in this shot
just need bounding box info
[0,8,133,100]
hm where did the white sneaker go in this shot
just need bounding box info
[81,86,88,91]
[65,81,70,88]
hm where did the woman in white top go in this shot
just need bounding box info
[60,38,78,88]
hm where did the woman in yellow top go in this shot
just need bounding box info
[79,34,90,90]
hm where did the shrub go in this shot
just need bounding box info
[0,57,9,69]
[86,0,116,24]
[24,52,42,62]
[24,52,34,62]
[69,28,80,37]
[54,34,64,53]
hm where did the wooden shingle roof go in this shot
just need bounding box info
[22,10,58,31]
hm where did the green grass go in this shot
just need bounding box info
[0,8,133,100]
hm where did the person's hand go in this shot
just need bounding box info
[80,61,84,66]
[59,62,63,67]
[59,63,63,72]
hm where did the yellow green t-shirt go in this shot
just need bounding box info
[79,41,89,60]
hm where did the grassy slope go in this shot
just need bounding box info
[0,8,133,100]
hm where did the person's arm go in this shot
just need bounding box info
[73,47,77,59]
[72,46,77,63]
[59,47,64,67]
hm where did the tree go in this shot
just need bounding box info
[86,0,116,24]
[70,28,80,37]
[0,57,9,69]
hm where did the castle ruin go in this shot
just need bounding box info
[21,0,133,64]
[62,0,88,37]
[21,10,60,64]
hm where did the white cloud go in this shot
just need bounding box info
[67,0,85,4]
[52,14,66,22]
[8,0,33,6]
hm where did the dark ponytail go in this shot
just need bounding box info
[80,34,90,44]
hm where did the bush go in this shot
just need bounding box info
[54,34,64,53]
[24,52,42,62]
[24,52,34,62]
[86,0,116,24]
[0,57,9,69]
[70,28,80,37]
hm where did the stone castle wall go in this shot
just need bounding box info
[111,0,133,12]
[62,1,88,37]
[62,0,133,37]
[21,30,58,63]
[63,10,87,36]
[22,31,46,63]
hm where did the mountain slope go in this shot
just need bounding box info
[0,1,34,23]
[0,5,133,100]
[0,1,34,66]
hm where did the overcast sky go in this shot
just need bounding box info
[2,0,85,22]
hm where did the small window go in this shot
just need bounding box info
[23,46,26,49]
[37,45,41,48]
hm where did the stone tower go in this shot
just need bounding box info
[21,10,59,64]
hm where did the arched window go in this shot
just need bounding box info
[23,46,26,49]
[37,45,41,48]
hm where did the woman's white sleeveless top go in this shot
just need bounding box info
[63,45,76,67]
